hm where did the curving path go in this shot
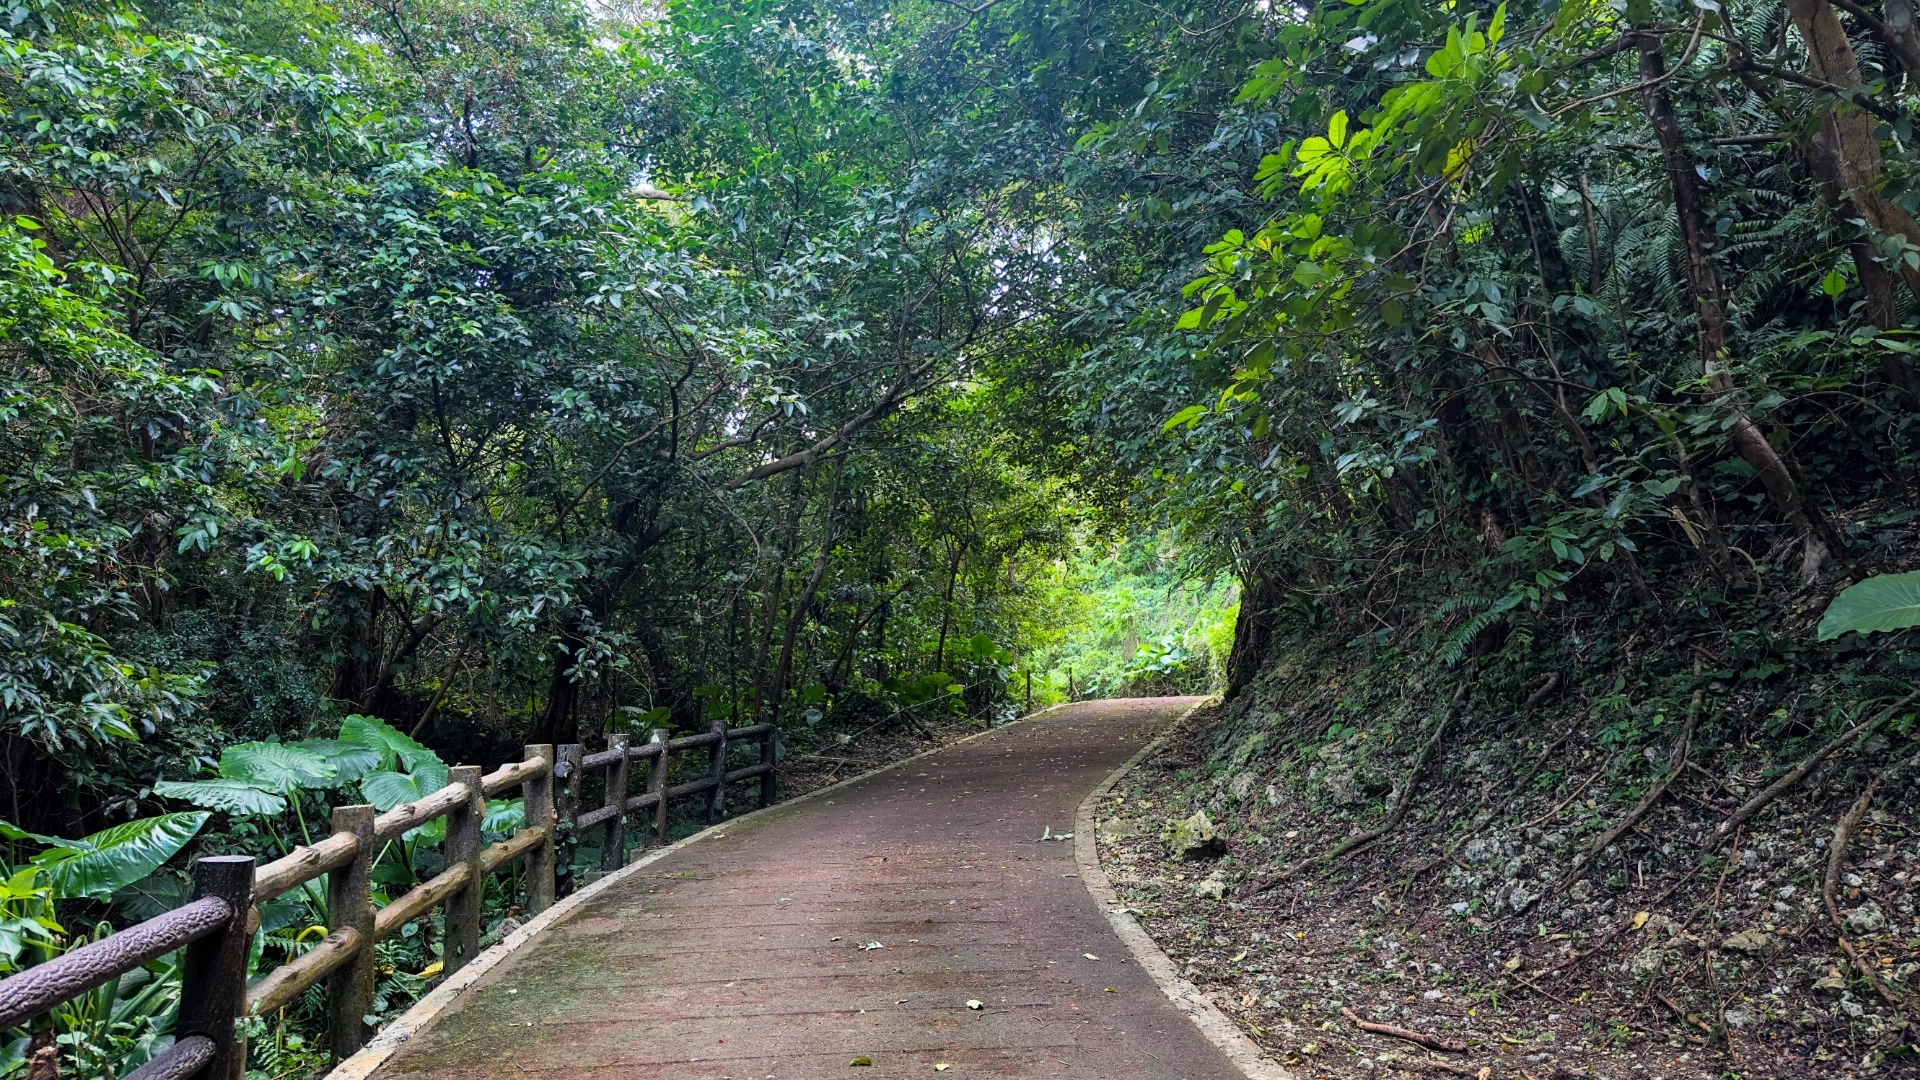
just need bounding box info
[358,697,1243,1080]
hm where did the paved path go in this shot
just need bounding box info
[371,697,1242,1080]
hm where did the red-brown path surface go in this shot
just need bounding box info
[370,697,1246,1080]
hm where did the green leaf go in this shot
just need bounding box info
[1822,269,1848,297]
[219,742,336,794]
[339,714,439,772]
[153,779,287,816]
[292,739,382,784]
[1327,110,1349,150]
[6,813,211,901]
[1162,404,1208,432]
[1818,572,1920,640]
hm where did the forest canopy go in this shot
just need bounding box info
[7,0,1920,1065]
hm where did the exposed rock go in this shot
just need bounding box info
[1844,902,1888,936]
[1813,969,1848,992]
[1568,879,1592,902]
[1169,810,1226,860]
[1721,929,1777,954]
[1192,873,1228,900]
[1228,772,1257,800]
[1626,946,1670,981]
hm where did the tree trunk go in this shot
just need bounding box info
[1778,0,1920,396]
[1636,31,1846,557]
[767,467,846,723]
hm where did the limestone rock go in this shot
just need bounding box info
[1844,902,1888,936]
[1720,929,1776,954]
[1192,873,1228,900]
[1169,810,1227,860]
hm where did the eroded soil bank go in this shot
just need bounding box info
[1096,691,1918,1080]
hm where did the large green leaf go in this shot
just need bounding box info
[1,813,211,901]
[292,738,382,784]
[339,715,439,772]
[218,742,336,794]
[153,778,288,816]
[1818,572,1920,640]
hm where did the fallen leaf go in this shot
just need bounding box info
[1084,953,1099,960]
[1104,987,1117,993]
[830,936,842,942]
[850,1057,872,1067]
[1503,955,1522,972]
[1631,911,1649,931]
[1301,1042,1320,1056]
[1230,950,1248,963]
[1476,1070,1491,1080]
[966,999,983,1010]
[933,1066,951,1073]
[419,961,444,979]
[859,941,884,951]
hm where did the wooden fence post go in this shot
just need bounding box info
[601,734,631,872]
[555,743,583,897]
[1025,670,1033,714]
[325,805,376,1063]
[444,765,485,977]
[758,722,776,808]
[179,855,254,1080]
[705,717,727,824]
[648,727,670,845]
[522,743,555,915]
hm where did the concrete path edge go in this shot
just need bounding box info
[1072,698,1295,1080]
[323,703,1074,1080]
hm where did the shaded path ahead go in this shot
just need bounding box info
[368,698,1244,1080]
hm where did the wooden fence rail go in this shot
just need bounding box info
[0,722,778,1079]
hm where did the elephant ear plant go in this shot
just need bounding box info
[0,813,212,1079]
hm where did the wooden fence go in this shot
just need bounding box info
[0,720,776,1080]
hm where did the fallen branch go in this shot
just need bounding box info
[1824,777,1902,1008]
[1411,1060,1489,1079]
[1248,672,1473,894]
[1340,1007,1468,1053]
[1707,686,1918,849]
[1523,670,1561,708]
[1549,656,1703,902]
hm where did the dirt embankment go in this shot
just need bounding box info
[1095,672,1919,1080]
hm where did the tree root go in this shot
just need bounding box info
[1247,672,1472,895]
[1519,751,1618,830]
[1340,1006,1468,1052]
[1825,777,1902,1008]
[1707,686,1918,850]
[1548,656,1703,903]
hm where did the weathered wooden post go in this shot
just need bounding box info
[648,727,670,845]
[1025,670,1033,714]
[522,743,556,914]
[758,721,776,808]
[705,716,727,824]
[554,743,583,897]
[444,765,485,976]
[601,733,631,872]
[179,855,254,1080]
[325,805,376,1062]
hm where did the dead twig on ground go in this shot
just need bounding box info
[1340,1006,1469,1052]
[1707,686,1918,849]
[1549,650,1703,902]
[1520,751,1618,829]
[1824,776,1902,1007]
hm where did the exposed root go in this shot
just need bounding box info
[1708,686,1919,850]
[1519,750,1618,830]
[1340,1006,1469,1052]
[1523,670,1561,708]
[1548,655,1703,902]
[1824,777,1902,1008]
[1248,672,1472,895]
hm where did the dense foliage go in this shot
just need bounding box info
[7,0,1920,1069]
